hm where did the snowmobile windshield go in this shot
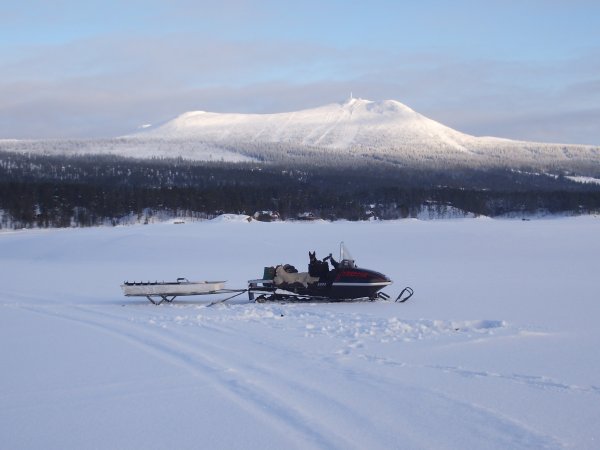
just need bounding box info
[339,242,356,268]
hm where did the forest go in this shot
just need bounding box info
[1,151,599,229]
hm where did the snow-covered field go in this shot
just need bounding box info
[1,217,599,449]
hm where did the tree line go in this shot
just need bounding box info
[1,151,599,229]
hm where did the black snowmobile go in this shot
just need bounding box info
[248,242,413,303]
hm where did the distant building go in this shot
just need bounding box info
[296,212,319,221]
[253,211,281,222]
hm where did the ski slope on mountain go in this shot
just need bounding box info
[0,138,256,162]
[1,217,599,449]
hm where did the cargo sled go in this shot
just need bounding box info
[120,278,242,305]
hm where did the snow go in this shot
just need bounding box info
[1,217,600,449]
[0,138,256,163]
[133,98,479,150]
[566,176,600,186]
[210,213,252,223]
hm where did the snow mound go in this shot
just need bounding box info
[153,305,510,345]
[211,214,252,223]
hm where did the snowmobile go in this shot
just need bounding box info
[248,242,413,303]
[121,242,413,305]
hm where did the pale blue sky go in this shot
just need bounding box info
[1,0,599,143]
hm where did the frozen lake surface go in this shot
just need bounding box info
[1,217,599,449]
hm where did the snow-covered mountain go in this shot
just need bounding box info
[127,97,600,168]
[2,98,599,169]
[135,98,478,150]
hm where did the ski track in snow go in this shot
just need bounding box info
[7,297,570,449]
[127,303,600,398]
[432,365,600,395]
[358,355,600,397]
[14,302,348,449]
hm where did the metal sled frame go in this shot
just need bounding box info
[145,294,176,305]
